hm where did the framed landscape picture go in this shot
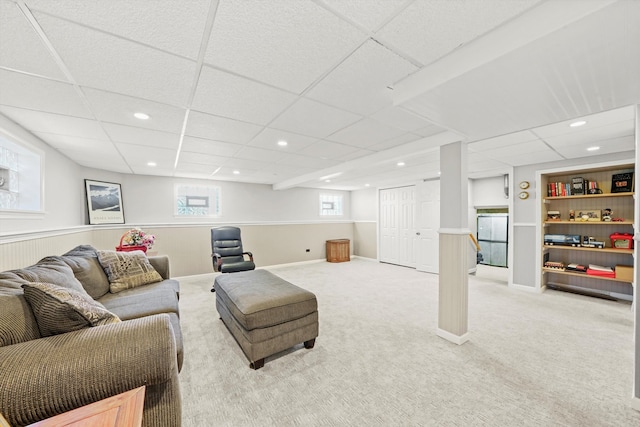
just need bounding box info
[84,179,125,224]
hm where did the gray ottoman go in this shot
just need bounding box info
[214,269,318,369]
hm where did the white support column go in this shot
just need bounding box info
[437,141,470,345]
[633,104,640,410]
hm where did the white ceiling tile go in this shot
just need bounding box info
[32,132,116,156]
[327,118,405,148]
[115,143,176,167]
[336,148,376,162]
[542,121,634,149]
[178,151,228,167]
[205,0,366,93]
[468,131,539,152]
[33,12,196,106]
[0,70,92,118]
[175,162,219,176]
[234,146,284,163]
[370,106,436,132]
[248,128,318,152]
[219,158,274,171]
[367,132,421,151]
[378,0,542,65]
[277,153,339,169]
[83,88,186,134]
[0,0,67,80]
[271,98,362,138]
[25,0,210,59]
[480,149,564,167]
[185,110,263,144]
[191,67,297,125]
[181,136,243,158]
[130,166,176,177]
[553,135,635,159]
[319,0,408,32]
[0,106,109,139]
[306,39,418,115]
[102,124,179,149]
[299,140,360,160]
[532,105,636,139]
[479,140,555,158]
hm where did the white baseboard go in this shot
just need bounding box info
[436,328,469,345]
[262,258,326,269]
[351,255,378,262]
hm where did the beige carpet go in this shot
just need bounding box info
[177,259,639,426]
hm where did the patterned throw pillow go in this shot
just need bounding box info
[21,282,121,337]
[97,250,163,293]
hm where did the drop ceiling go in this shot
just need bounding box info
[0,0,638,191]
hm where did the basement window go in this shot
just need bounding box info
[175,184,220,217]
[0,133,43,212]
[319,194,343,216]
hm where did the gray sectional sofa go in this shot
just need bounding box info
[0,245,182,426]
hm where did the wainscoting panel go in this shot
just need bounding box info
[1,223,356,277]
[0,230,95,271]
[353,221,377,259]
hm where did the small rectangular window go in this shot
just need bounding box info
[0,134,43,212]
[320,194,343,216]
[175,184,220,217]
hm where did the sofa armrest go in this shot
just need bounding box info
[148,255,170,279]
[0,314,178,426]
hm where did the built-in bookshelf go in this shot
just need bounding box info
[539,162,635,301]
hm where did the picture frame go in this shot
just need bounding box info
[84,179,125,224]
[611,172,634,193]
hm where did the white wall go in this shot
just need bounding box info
[351,187,376,221]
[120,174,350,224]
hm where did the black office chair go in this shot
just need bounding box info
[211,226,255,291]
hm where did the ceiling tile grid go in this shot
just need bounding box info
[0,0,636,190]
[191,66,298,125]
[305,39,418,116]
[0,0,67,80]
[25,0,211,60]
[204,0,367,93]
[32,12,197,107]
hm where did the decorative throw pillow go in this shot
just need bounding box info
[97,250,163,293]
[21,282,121,337]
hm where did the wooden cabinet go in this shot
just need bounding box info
[326,239,350,263]
[540,163,635,301]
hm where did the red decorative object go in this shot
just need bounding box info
[116,232,148,253]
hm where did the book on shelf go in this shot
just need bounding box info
[586,264,615,277]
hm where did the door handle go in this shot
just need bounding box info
[416,232,421,236]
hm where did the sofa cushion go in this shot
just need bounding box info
[97,250,163,293]
[21,282,121,337]
[2,257,86,292]
[61,245,111,299]
[99,280,180,319]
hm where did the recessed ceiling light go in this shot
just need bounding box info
[364,183,370,187]
[569,120,586,127]
[147,161,156,167]
[134,112,150,120]
[232,170,240,175]
[277,140,288,147]
[325,179,331,183]
[587,146,600,151]
[397,161,405,167]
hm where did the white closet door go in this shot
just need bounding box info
[379,188,398,265]
[415,179,440,273]
[379,186,416,268]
